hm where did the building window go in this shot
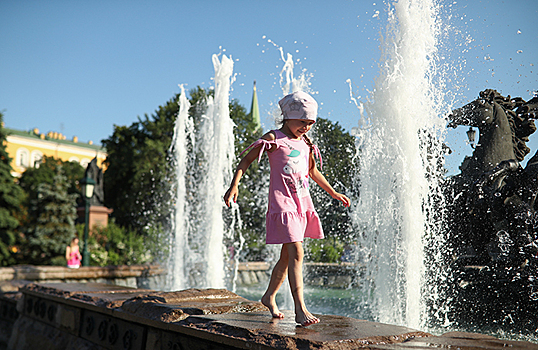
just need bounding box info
[69,156,80,163]
[31,151,43,168]
[16,148,30,168]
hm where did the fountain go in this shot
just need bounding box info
[167,54,237,291]
[163,1,537,343]
[351,0,450,330]
[167,84,192,291]
[166,0,452,325]
[351,0,537,341]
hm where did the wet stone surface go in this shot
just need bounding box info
[184,310,431,349]
[4,282,538,350]
[23,282,155,309]
[121,288,267,323]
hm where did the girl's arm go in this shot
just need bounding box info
[224,132,275,207]
[66,246,71,260]
[309,153,351,207]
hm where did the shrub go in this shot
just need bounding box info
[306,240,344,263]
[77,220,152,266]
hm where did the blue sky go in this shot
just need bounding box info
[1,0,536,175]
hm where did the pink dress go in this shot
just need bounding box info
[243,130,324,244]
[67,247,81,268]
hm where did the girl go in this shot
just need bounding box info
[224,91,350,327]
[66,237,82,268]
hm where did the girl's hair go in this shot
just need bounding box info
[302,133,317,171]
[302,133,315,152]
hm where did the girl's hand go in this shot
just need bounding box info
[332,192,351,207]
[224,186,238,207]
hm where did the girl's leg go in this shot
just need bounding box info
[261,245,288,318]
[285,242,320,326]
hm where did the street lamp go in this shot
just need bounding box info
[80,176,95,267]
[466,127,477,149]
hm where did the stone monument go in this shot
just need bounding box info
[77,157,113,229]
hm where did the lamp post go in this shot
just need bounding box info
[80,177,95,267]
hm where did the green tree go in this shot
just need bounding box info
[18,156,84,204]
[307,118,358,262]
[102,95,178,233]
[102,88,254,264]
[228,98,269,261]
[0,112,25,265]
[23,165,78,265]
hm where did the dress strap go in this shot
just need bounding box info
[240,138,276,162]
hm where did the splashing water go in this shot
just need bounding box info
[352,0,451,329]
[201,54,236,288]
[277,46,311,95]
[167,54,237,290]
[167,84,193,291]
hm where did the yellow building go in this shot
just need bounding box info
[4,126,107,178]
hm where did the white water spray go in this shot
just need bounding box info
[167,54,236,290]
[168,84,193,291]
[200,54,236,288]
[277,45,312,95]
[352,0,449,329]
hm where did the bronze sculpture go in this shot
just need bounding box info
[444,89,538,330]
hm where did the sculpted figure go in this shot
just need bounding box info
[447,89,535,179]
[84,157,105,207]
[446,91,538,263]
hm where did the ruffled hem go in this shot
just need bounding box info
[265,211,324,244]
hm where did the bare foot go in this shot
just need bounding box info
[295,310,320,327]
[261,294,284,318]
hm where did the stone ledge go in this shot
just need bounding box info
[5,282,537,350]
[237,261,270,271]
[0,264,164,282]
[186,311,431,349]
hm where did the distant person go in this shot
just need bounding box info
[66,237,82,268]
[224,91,351,327]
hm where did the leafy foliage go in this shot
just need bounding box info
[77,220,151,266]
[23,166,78,265]
[102,95,178,237]
[306,117,358,262]
[99,89,359,266]
[307,239,345,263]
[18,156,85,204]
[227,98,269,261]
[0,112,25,265]
[101,87,263,264]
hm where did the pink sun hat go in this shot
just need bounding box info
[278,91,318,122]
